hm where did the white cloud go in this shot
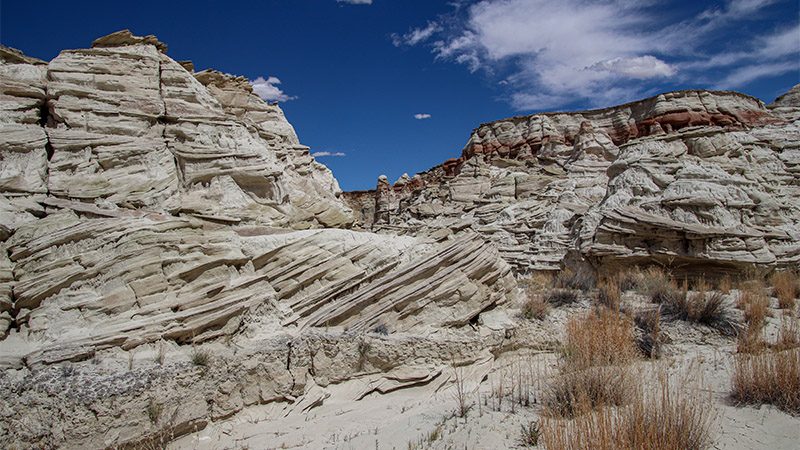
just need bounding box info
[429,0,672,108]
[699,0,780,22]
[312,151,347,157]
[392,22,441,47]
[679,23,800,71]
[250,76,295,102]
[337,0,372,4]
[404,0,795,111]
[715,61,798,89]
[588,56,676,79]
[414,113,432,119]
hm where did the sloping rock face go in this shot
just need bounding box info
[0,32,515,448]
[345,89,800,275]
[24,30,349,228]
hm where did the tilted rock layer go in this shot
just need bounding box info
[345,89,800,275]
[0,32,516,448]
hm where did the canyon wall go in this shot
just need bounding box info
[1,28,799,449]
[345,88,800,275]
[0,32,515,448]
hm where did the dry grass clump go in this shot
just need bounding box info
[731,348,800,414]
[542,371,716,450]
[738,288,770,327]
[521,271,555,293]
[596,278,622,311]
[544,310,639,418]
[547,289,579,307]
[634,308,662,359]
[737,328,768,355]
[636,267,675,300]
[771,271,798,310]
[718,275,733,294]
[654,280,741,336]
[553,267,595,292]
[773,315,800,352]
[563,309,638,369]
[736,286,771,354]
[545,366,633,418]
[191,348,210,367]
[522,293,550,320]
[616,267,644,292]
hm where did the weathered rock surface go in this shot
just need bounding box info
[345,89,800,274]
[0,32,516,448]
[1,29,798,449]
[36,37,351,228]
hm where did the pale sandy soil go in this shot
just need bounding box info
[170,292,800,450]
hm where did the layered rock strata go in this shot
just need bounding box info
[2,30,352,232]
[1,28,799,449]
[345,89,800,274]
[0,31,516,448]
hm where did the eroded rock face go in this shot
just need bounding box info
[35,38,352,228]
[1,29,798,449]
[345,88,800,274]
[0,32,516,448]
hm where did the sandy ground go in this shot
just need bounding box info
[170,293,800,450]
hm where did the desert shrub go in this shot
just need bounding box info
[563,309,638,369]
[542,371,715,450]
[553,267,595,292]
[634,308,662,359]
[596,278,622,311]
[191,349,210,367]
[658,285,741,337]
[771,271,798,310]
[522,294,550,320]
[546,289,579,307]
[731,348,800,414]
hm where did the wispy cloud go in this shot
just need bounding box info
[414,113,432,119]
[250,76,295,102]
[715,61,798,89]
[312,151,347,157]
[396,0,797,110]
[337,0,372,4]
[392,22,441,47]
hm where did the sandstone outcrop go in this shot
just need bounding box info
[1,28,798,449]
[345,89,800,275]
[0,32,517,448]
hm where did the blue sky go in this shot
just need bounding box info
[2,0,798,191]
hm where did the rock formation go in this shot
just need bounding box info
[345,89,800,276]
[1,29,798,449]
[0,32,515,448]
